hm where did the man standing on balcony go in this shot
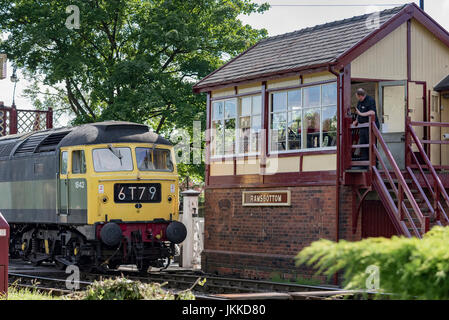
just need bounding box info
[353,88,380,162]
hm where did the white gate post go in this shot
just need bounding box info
[181,190,200,269]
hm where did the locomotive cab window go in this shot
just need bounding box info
[92,147,133,172]
[136,148,174,172]
[60,151,68,175]
[72,150,86,174]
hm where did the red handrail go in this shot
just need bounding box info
[372,124,427,235]
[349,116,428,237]
[410,121,449,128]
[408,124,449,224]
[372,166,413,237]
[406,166,435,217]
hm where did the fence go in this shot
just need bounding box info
[0,105,53,136]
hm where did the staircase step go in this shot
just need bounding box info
[408,228,421,236]
[383,179,413,184]
[405,216,433,225]
[404,199,430,212]
[387,189,420,195]
[403,207,431,215]
[346,169,369,173]
[404,198,424,204]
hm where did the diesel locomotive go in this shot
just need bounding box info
[0,121,187,272]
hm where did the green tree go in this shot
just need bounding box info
[21,74,74,127]
[0,0,268,182]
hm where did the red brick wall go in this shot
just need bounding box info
[202,185,361,283]
[339,186,362,242]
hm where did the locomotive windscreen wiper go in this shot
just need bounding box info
[108,144,123,165]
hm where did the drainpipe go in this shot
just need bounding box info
[329,64,342,286]
[329,65,341,245]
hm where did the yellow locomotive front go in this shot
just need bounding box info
[81,143,180,224]
[56,122,187,272]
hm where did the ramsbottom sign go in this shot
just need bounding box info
[242,190,291,207]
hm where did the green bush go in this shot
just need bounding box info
[295,226,449,300]
[73,277,195,300]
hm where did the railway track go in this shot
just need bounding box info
[89,270,342,295]
[8,260,370,300]
[8,272,93,295]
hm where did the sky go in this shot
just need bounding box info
[0,0,448,126]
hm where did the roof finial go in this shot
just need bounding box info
[420,0,424,11]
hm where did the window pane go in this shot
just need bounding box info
[304,109,320,149]
[252,96,262,115]
[213,102,223,121]
[252,115,262,130]
[272,112,287,128]
[240,130,250,154]
[322,106,337,147]
[224,118,236,155]
[271,113,287,152]
[241,97,251,117]
[322,83,337,106]
[251,115,262,153]
[272,92,287,113]
[288,111,302,150]
[239,116,251,154]
[92,148,133,172]
[251,130,261,153]
[61,151,68,175]
[271,128,286,152]
[304,86,320,107]
[212,120,224,156]
[72,150,86,174]
[136,148,173,171]
[225,100,237,119]
[288,90,302,110]
[239,116,251,129]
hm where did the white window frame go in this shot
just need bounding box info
[211,95,262,159]
[237,95,262,157]
[268,82,338,155]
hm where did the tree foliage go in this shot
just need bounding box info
[296,226,449,300]
[0,0,268,182]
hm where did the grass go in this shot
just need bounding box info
[270,273,323,287]
[2,286,61,300]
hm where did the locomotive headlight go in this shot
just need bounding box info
[168,195,173,203]
[102,196,109,204]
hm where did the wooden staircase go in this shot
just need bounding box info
[348,117,449,238]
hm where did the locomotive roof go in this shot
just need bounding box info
[0,121,171,157]
[58,121,171,147]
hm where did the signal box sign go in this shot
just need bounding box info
[242,190,291,207]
